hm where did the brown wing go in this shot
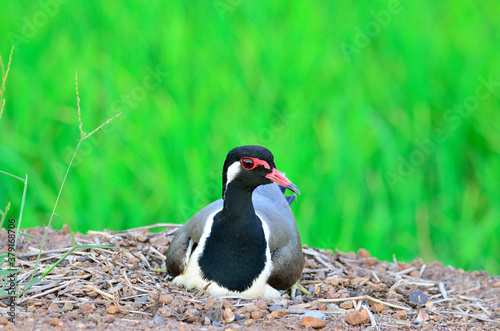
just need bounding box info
[165,200,223,276]
[253,184,304,290]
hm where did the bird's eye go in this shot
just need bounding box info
[241,157,255,170]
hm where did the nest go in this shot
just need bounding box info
[0,225,499,330]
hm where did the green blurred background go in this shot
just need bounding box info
[1,1,499,274]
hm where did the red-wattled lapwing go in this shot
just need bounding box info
[166,145,303,299]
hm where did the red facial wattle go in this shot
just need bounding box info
[265,168,301,195]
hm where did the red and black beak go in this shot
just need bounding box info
[265,168,300,195]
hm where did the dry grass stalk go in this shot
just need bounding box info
[0,46,14,120]
[439,281,449,299]
[86,285,116,300]
[30,71,123,283]
[318,296,410,311]
[75,70,84,138]
[363,303,379,330]
[0,201,11,228]
[75,70,123,141]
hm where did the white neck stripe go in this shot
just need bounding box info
[225,161,241,189]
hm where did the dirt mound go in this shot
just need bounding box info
[1,225,499,330]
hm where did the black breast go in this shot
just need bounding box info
[198,212,267,292]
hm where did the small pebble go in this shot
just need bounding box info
[409,289,428,307]
[223,307,235,323]
[370,303,384,313]
[106,306,119,314]
[246,304,259,313]
[105,314,115,323]
[128,257,140,264]
[326,304,339,311]
[300,316,325,329]
[170,299,181,307]
[222,298,235,311]
[251,310,265,320]
[0,316,8,325]
[48,302,61,313]
[135,294,148,303]
[416,310,429,322]
[243,319,256,326]
[62,302,74,312]
[380,309,391,315]
[392,310,407,320]
[70,310,80,320]
[234,313,245,321]
[76,322,86,328]
[153,316,165,324]
[271,308,289,318]
[62,224,70,235]
[345,309,370,326]
[254,300,267,310]
[81,303,95,315]
[357,248,371,258]
[150,236,169,247]
[50,318,61,326]
[184,308,202,323]
[399,263,412,271]
[340,301,354,309]
[425,301,434,308]
[205,296,223,323]
[412,258,424,267]
[235,307,247,314]
[268,305,283,312]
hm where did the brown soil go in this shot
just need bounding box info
[0,225,499,330]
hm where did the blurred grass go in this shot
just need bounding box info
[1,0,499,274]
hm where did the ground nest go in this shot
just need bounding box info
[0,225,498,330]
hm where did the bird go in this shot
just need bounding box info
[166,145,304,299]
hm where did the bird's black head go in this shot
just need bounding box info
[221,145,300,199]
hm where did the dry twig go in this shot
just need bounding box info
[0,46,14,119]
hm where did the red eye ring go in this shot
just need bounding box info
[240,157,271,170]
[241,157,255,170]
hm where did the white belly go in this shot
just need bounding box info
[173,210,281,299]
